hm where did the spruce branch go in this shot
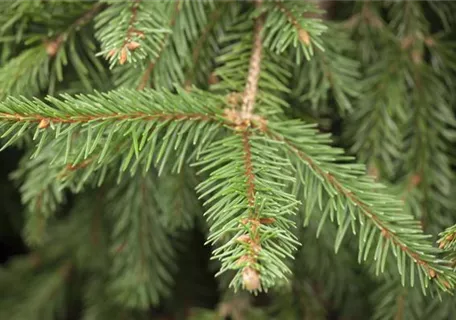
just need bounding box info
[45,2,104,57]
[260,120,456,292]
[184,7,223,87]
[0,3,106,99]
[213,10,291,115]
[95,0,169,68]
[0,259,72,319]
[183,3,238,88]
[11,148,69,245]
[157,169,201,231]
[348,43,407,177]
[106,175,175,308]
[292,23,361,115]
[195,128,299,292]
[371,280,425,320]
[136,0,181,90]
[261,0,327,60]
[119,0,213,90]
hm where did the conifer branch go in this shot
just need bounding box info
[137,0,182,90]
[0,110,217,126]
[275,1,311,47]
[260,120,456,292]
[0,3,105,99]
[196,126,299,292]
[107,175,175,308]
[45,3,104,57]
[213,10,291,116]
[438,225,456,266]
[239,129,261,290]
[0,89,228,178]
[96,0,169,68]
[261,0,326,60]
[292,23,361,115]
[183,6,227,87]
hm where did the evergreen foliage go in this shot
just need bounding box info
[1,0,456,319]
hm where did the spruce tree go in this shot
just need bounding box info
[1,0,456,319]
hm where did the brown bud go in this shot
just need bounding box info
[226,92,242,108]
[107,49,117,58]
[45,41,60,57]
[127,41,140,51]
[119,47,128,65]
[134,30,145,39]
[401,36,414,50]
[236,234,251,243]
[251,242,262,254]
[242,267,260,291]
[439,241,446,249]
[184,81,192,92]
[236,255,252,266]
[429,269,436,278]
[38,118,50,129]
[411,50,422,65]
[367,165,379,180]
[424,37,435,47]
[446,234,454,241]
[259,217,275,224]
[115,243,126,253]
[29,253,41,267]
[298,29,310,46]
[208,72,219,85]
[411,174,421,186]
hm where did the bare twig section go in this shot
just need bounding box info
[45,3,104,57]
[241,0,264,117]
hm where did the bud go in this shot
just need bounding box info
[119,47,128,65]
[134,30,145,39]
[45,41,60,57]
[259,217,275,224]
[429,269,436,278]
[127,41,140,51]
[298,29,310,46]
[411,50,422,65]
[38,118,50,129]
[236,234,251,243]
[242,267,260,291]
[400,36,414,50]
[236,255,251,266]
[208,72,219,85]
[226,92,242,107]
[367,165,379,180]
[411,174,421,186]
[107,49,117,58]
[424,37,435,47]
[251,242,262,254]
